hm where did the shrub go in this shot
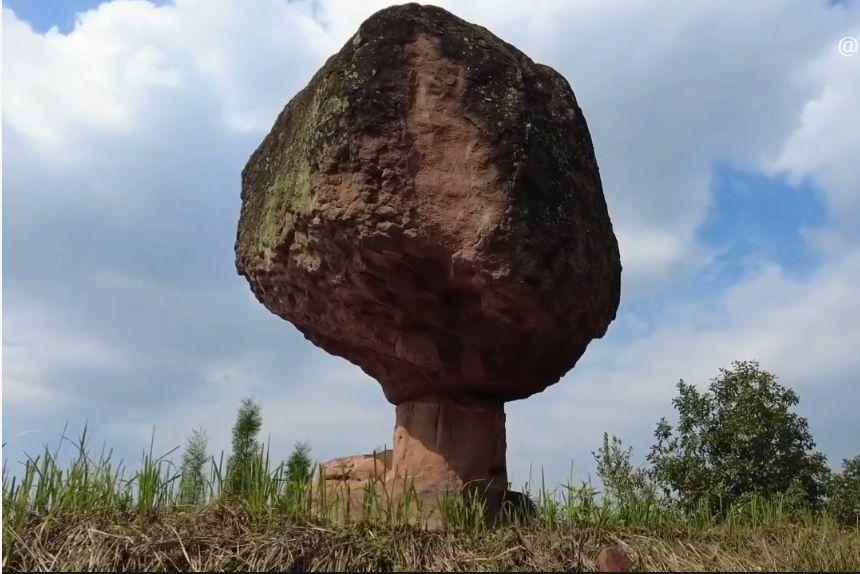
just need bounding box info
[593,432,653,502]
[225,398,263,498]
[647,360,830,512]
[282,441,313,513]
[178,427,209,505]
[829,455,860,526]
[285,441,312,486]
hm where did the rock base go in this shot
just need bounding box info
[390,397,507,500]
[318,397,510,520]
[320,450,392,489]
[598,544,633,572]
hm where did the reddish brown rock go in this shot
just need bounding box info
[598,544,633,572]
[389,397,506,499]
[237,3,621,511]
[321,450,391,486]
[315,451,392,508]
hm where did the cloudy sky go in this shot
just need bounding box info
[3,0,859,488]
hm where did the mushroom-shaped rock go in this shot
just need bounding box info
[236,3,621,507]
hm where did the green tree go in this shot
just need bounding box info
[225,398,263,497]
[282,441,313,513]
[593,433,652,502]
[828,455,860,526]
[178,427,209,505]
[647,361,830,512]
[285,441,313,486]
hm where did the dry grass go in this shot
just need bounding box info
[4,502,859,572]
[5,427,858,571]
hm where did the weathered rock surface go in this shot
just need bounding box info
[236,3,621,513]
[317,399,506,506]
[236,3,621,406]
[321,450,391,486]
[390,397,506,497]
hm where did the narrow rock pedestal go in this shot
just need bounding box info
[317,398,508,519]
[389,397,507,507]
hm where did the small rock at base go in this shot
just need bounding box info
[598,544,632,572]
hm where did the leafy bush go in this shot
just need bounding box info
[593,432,653,502]
[286,441,312,486]
[178,427,209,505]
[225,398,263,498]
[281,441,313,514]
[828,455,860,526]
[647,360,830,512]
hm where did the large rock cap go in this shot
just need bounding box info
[236,3,621,404]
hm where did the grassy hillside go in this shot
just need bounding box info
[3,431,859,572]
[5,501,860,571]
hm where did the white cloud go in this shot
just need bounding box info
[508,245,860,485]
[3,0,328,157]
[771,21,860,238]
[3,300,125,409]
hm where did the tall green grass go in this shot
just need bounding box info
[3,426,854,544]
[5,427,857,572]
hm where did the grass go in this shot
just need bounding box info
[3,428,859,571]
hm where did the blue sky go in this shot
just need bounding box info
[3,0,860,487]
[3,0,104,33]
[3,0,171,33]
[698,168,829,284]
